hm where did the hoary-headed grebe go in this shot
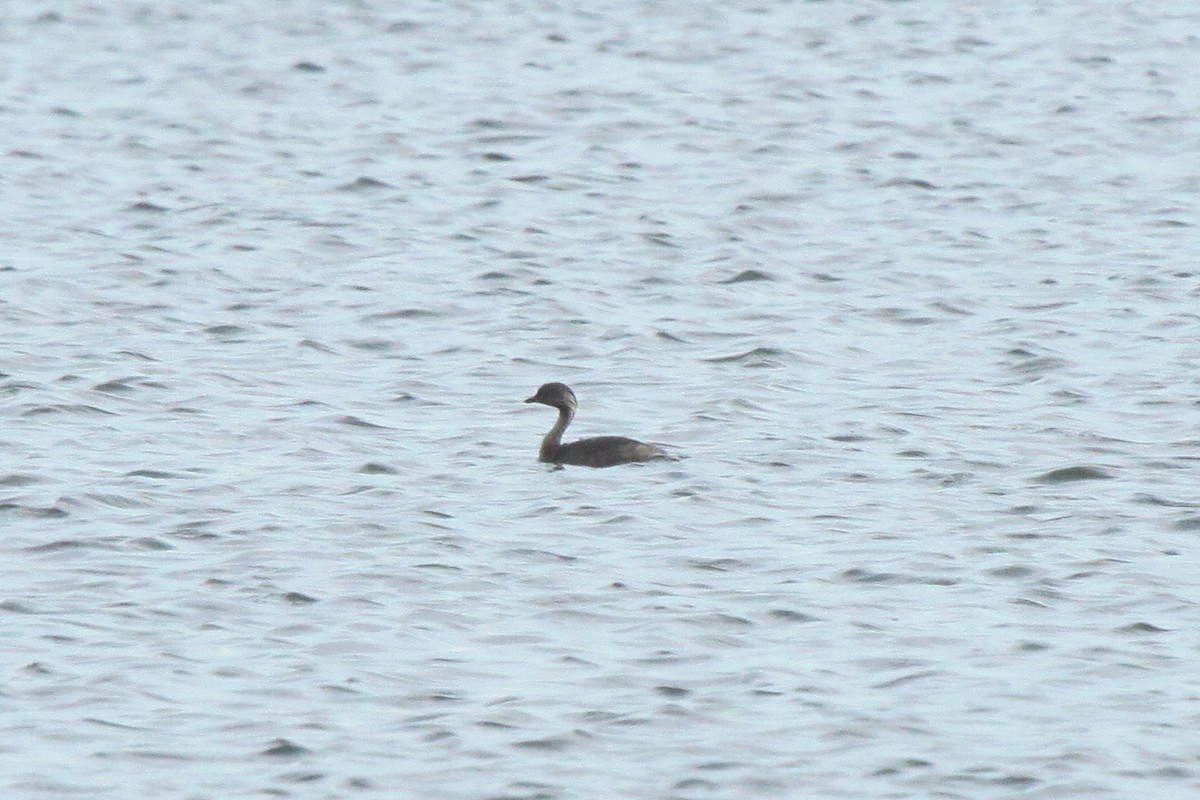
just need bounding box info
[524,382,669,468]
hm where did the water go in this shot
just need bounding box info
[4,1,1200,798]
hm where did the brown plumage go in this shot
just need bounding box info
[524,382,670,468]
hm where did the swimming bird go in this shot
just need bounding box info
[524,382,670,468]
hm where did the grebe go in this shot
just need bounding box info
[524,382,670,468]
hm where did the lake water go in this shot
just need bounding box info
[4,1,1200,798]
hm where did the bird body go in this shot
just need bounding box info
[524,382,669,468]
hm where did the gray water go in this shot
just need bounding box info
[4,2,1200,798]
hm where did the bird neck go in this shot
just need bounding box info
[540,403,575,460]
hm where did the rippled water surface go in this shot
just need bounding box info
[5,2,1200,798]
